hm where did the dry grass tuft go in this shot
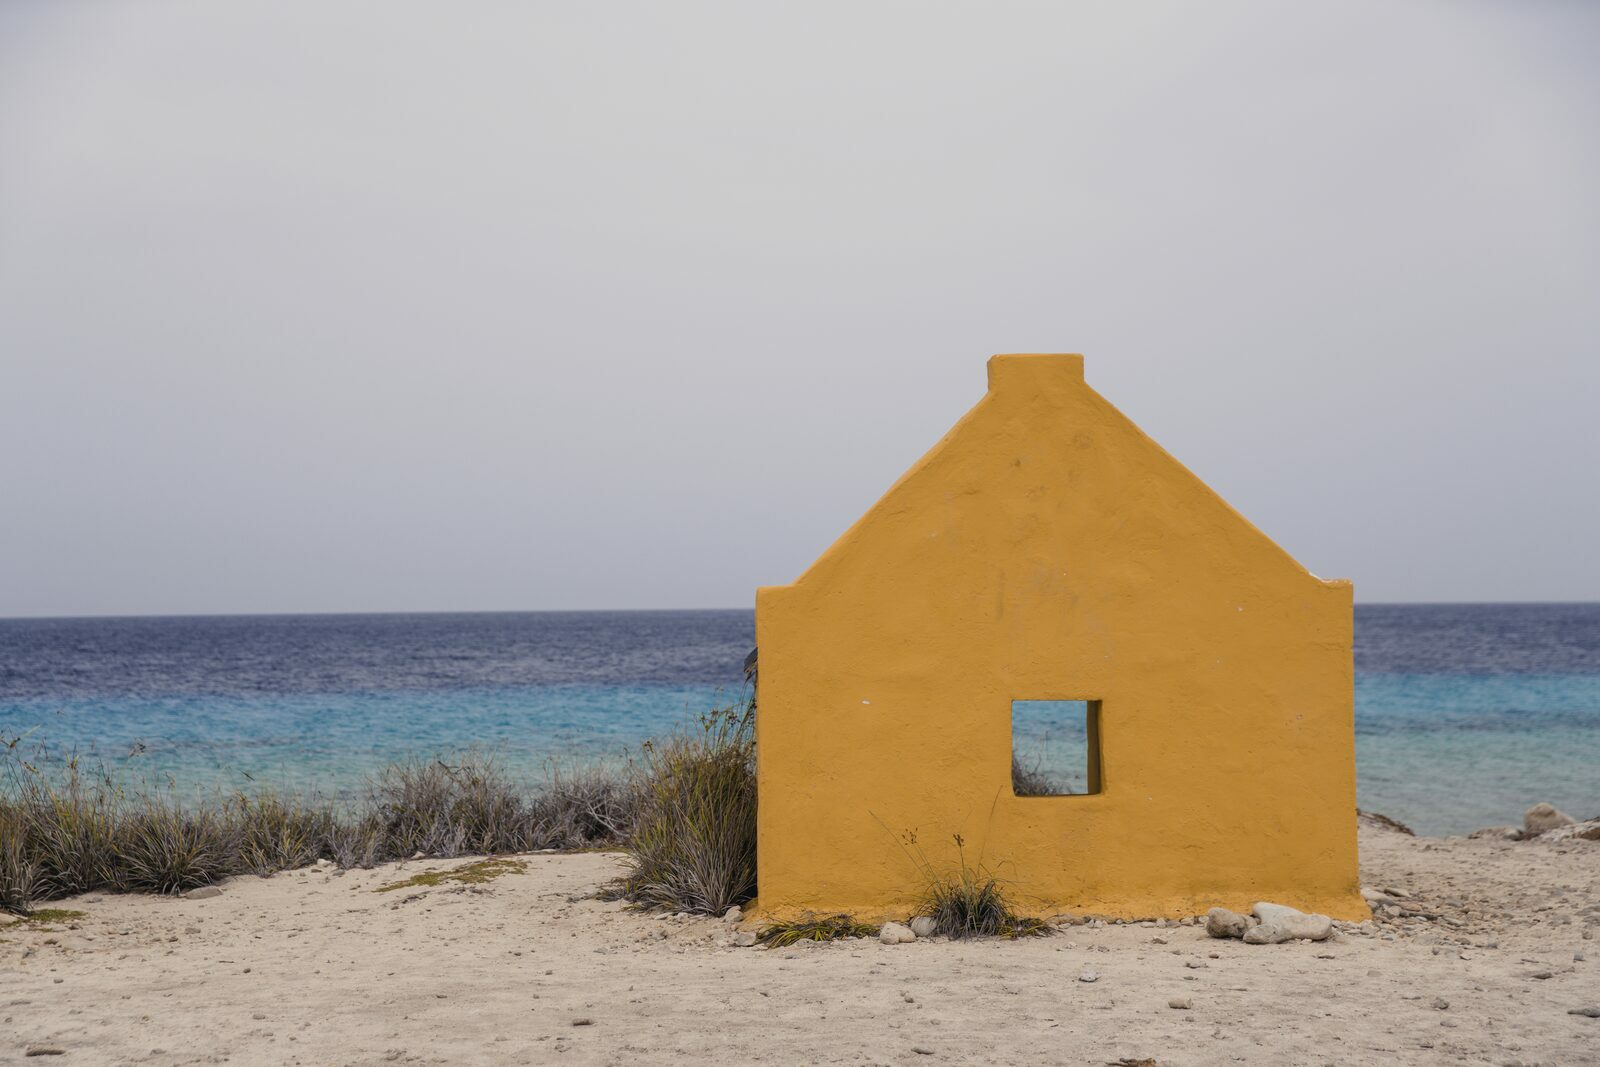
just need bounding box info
[896,829,1054,941]
[1010,755,1064,797]
[756,913,878,947]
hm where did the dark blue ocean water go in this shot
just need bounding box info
[1,605,1596,835]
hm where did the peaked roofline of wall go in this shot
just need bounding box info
[766,353,1349,594]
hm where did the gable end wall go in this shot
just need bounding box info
[755,354,1363,921]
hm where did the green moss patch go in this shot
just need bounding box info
[5,908,87,928]
[374,858,527,894]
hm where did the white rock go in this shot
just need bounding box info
[1205,907,1251,939]
[184,885,223,900]
[1077,970,1099,983]
[1468,826,1523,841]
[879,921,916,945]
[731,931,757,947]
[1251,902,1305,925]
[909,916,938,938]
[1168,997,1192,1009]
[1524,803,1576,835]
[722,906,743,924]
[1242,903,1333,945]
[1540,819,1600,843]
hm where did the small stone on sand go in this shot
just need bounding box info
[879,922,915,945]
[1205,908,1250,939]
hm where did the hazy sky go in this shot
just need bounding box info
[2,2,1597,617]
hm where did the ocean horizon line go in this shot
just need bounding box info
[6,598,1600,624]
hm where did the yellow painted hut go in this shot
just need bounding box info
[754,354,1365,921]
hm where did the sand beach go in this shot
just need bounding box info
[4,819,1596,1067]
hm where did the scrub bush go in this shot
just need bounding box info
[115,800,237,894]
[0,804,41,913]
[9,761,122,899]
[235,793,326,875]
[611,698,757,915]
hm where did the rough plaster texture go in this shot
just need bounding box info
[754,354,1365,921]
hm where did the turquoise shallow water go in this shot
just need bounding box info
[2,606,1597,836]
[0,683,736,797]
[1352,673,1599,834]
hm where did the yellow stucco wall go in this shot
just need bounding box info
[754,354,1365,921]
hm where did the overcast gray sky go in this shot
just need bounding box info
[2,1,1596,617]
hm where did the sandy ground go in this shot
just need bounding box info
[3,825,1597,1067]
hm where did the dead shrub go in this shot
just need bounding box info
[1010,755,1061,797]
[363,754,535,859]
[527,764,640,850]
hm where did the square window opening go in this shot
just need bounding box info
[1011,699,1101,796]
